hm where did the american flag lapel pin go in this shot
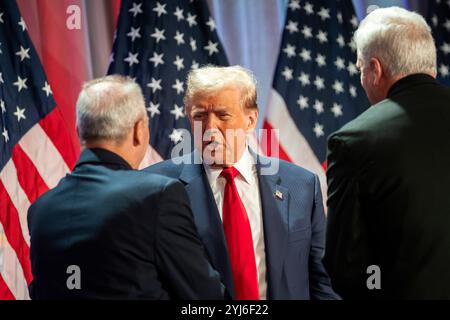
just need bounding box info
[275,190,283,200]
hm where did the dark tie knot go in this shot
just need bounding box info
[220,166,239,182]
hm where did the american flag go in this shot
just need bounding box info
[427,0,450,86]
[262,0,369,197]
[108,0,228,163]
[0,0,74,299]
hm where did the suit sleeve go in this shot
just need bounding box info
[155,180,224,300]
[323,134,371,299]
[308,174,341,300]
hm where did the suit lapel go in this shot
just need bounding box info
[179,161,235,298]
[255,155,289,299]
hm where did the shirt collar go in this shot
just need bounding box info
[203,147,256,185]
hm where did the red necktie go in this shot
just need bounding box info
[220,166,259,300]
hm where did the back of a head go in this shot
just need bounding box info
[354,6,437,78]
[76,75,147,145]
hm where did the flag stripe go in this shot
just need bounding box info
[0,161,31,246]
[0,274,16,300]
[19,123,70,189]
[11,145,49,204]
[261,121,293,162]
[0,221,30,300]
[0,183,32,285]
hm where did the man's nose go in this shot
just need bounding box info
[204,113,218,131]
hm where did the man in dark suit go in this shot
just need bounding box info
[145,65,338,300]
[28,75,223,299]
[324,7,450,299]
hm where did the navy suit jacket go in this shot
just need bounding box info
[28,148,223,299]
[144,151,338,300]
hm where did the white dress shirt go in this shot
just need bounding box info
[203,148,267,299]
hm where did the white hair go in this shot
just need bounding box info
[76,75,147,144]
[184,65,258,110]
[354,6,437,77]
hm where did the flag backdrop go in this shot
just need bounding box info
[427,0,450,86]
[262,0,369,198]
[108,0,229,164]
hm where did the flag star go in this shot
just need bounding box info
[316,30,328,43]
[191,60,199,69]
[149,52,164,67]
[172,79,184,94]
[0,12,3,24]
[349,85,357,97]
[299,48,311,62]
[347,62,358,76]
[301,25,313,39]
[337,34,345,47]
[348,39,357,52]
[332,80,345,94]
[173,55,184,71]
[129,2,143,17]
[173,6,184,21]
[169,128,183,144]
[283,44,296,58]
[42,81,53,96]
[288,0,301,11]
[186,13,197,27]
[151,28,166,43]
[313,100,324,114]
[439,64,449,77]
[334,57,346,70]
[13,76,28,92]
[109,52,114,63]
[204,40,219,56]
[441,42,450,55]
[314,76,325,90]
[331,103,343,117]
[281,67,294,81]
[174,30,185,45]
[170,104,185,120]
[298,72,310,86]
[297,95,309,109]
[15,46,30,61]
[206,17,216,32]
[337,12,343,24]
[147,77,162,93]
[147,102,160,118]
[152,2,166,17]
[303,2,314,15]
[18,17,27,31]
[0,100,5,113]
[317,7,330,20]
[190,37,197,51]
[13,106,26,122]
[2,128,9,143]
[313,123,324,138]
[0,72,3,83]
[0,42,2,54]
[432,15,438,27]
[444,19,450,32]
[448,0,450,7]
[285,20,299,34]
[350,15,359,28]
[124,52,139,67]
[315,53,326,67]
[127,26,141,42]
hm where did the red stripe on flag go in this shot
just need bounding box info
[11,145,49,204]
[0,275,16,300]
[0,183,33,285]
[262,120,293,162]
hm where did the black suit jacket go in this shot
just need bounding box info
[324,74,450,299]
[28,148,223,299]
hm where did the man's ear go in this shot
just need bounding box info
[370,57,383,86]
[133,118,146,146]
[245,108,258,133]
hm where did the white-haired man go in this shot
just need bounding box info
[324,7,450,299]
[28,75,223,299]
[145,65,339,300]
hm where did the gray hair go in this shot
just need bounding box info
[76,75,147,144]
[354,6,437,77]
[184,65,258,111]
